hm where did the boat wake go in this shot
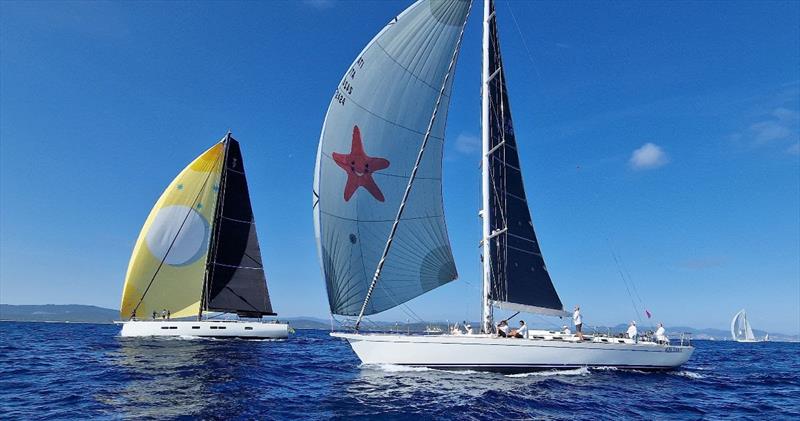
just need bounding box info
[506,367,590,378]
[364,364,432,373]
[670,370,705,379]
[362,364,479,375]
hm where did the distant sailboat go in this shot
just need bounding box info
[731,309,760,343]
[117,133,288,339]
[313,0,693,371]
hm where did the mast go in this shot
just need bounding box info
[199,132,232,320]
[480,0,493,334]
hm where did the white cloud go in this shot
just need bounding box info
[455,133,480,154]
[629,143,669,170]
[745,107,799,147]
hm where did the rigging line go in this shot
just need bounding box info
[613,242,653,329]
[504,0,542,79]
[607,237,642,324]
[354,0,473,331]
[129,145,222,319]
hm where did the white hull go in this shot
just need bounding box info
[736,339,762,343]
[333,332,693,373]
[117,320,288,339]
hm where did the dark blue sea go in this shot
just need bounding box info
[1,321,797,420]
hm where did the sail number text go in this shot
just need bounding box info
[334,56,365,106]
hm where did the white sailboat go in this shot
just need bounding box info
[313,0,692,372]
[117,133,288,339]
[731,309,760,343]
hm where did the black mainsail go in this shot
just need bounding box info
[204,134,275,317]
[484,0,565,316]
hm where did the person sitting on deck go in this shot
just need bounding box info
[562,325,571,335]
[627,321,638,343]
[167,310,171,320]
[451,323,462,335]
[464,323,473,335]
[497,320,509,338]
[161,309,167,320]
[510,320,528,339]
[152,311,157,320]
[655,323,668,344]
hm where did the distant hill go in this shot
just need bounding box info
[1,304,797,341]
[0,304,119,323]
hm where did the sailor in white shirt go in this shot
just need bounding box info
[464,323,473,335]
[562,325,571,335]
[655,323,667,344]
[511,320,528,339]
[497,320,510,338]
[573,306,584,341]
[627,321,638,343]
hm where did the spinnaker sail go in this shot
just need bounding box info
[121,143,224,319]
[313,0,470,316]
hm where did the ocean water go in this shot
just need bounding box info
[0,322,797,420]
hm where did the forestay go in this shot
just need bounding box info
[484,0,566,316]
[313,0,470,316]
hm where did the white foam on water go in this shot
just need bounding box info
[506,367,590,378]
[671,370,705,379]
[364,364,433,373]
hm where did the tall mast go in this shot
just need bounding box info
[480,0,493,334]
[198,131,232,320]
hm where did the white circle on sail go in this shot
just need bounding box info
[145,205,209,266]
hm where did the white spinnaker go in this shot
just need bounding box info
[313,0,470,316]
[731,309,756,341]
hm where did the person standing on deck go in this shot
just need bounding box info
[573,306,584,341]
[655,323,667,344]
[627,321,638,343]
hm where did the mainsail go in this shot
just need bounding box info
[483,0,565,316]
[731,309,755,341]
[121,134,274,319]
[313,0,470,317]
[204,136,275,317]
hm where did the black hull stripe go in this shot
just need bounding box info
[393,363,680,373]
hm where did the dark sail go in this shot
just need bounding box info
[204,135,275,317]
[485,0,565,316]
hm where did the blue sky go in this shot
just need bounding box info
[1,0,798,334]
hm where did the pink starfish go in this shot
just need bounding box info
[332,125,390,202]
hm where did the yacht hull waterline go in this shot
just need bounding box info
[117,320,288,339]
[332,332,694,373]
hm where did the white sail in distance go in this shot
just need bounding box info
[731,309,756,341]
[313,0,471,317]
